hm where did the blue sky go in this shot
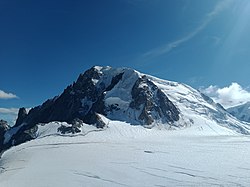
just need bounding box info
[1,0,250,124]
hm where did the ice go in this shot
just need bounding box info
[4,125,23,144]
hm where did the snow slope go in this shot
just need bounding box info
[1,119,250,187]
[93,66,250,133]
[145,75,250,134]
[82,66,250,134]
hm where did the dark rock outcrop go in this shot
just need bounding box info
[130,75,179,126]
[15,107,28,126]
[64,118,84,134]
[18,67,108,127]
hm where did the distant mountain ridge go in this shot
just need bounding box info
[1,66,250,153]
[227,102,250,123]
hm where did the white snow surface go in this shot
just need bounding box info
[1,119,250,187]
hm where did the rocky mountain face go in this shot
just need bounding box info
[1,66,250,153]
[227,102,250,123]
[1,66,181,152]
[14,66,180,128]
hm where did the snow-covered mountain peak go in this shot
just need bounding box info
[78,66,141,88]
[1,66,250,154]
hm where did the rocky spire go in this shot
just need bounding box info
[15,107,28,126]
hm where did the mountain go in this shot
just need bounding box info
[227,102,250,123]
[1,66,250,153]
[2,66,250,186]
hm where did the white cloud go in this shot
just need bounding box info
[0,90,18,99]
[201,83,250,108]
[0,108,19,115]
[142,0,233,59]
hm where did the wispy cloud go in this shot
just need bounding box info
[142,0,233,59]
[201,83,250,108]
[0,107,19,115]
[0,90,18,99]
[210,36,222,46]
